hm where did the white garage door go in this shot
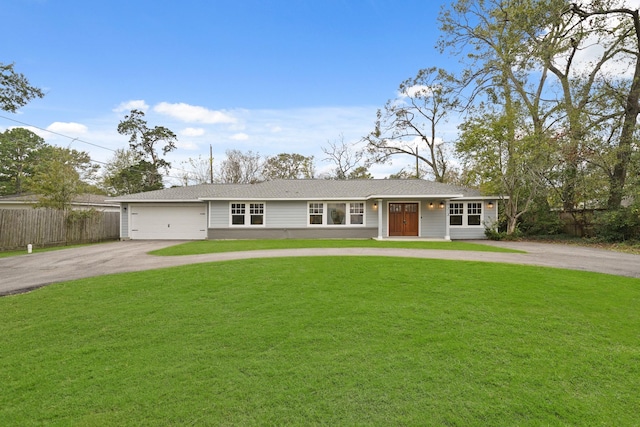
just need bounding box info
[130,204,207,240]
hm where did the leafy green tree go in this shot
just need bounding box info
[262,153,315,180]
[117,109,177,188]
[100,148,163,195]
[0,62,44,112]
[346,166,373,180]
[457,106,546,235]
[569,3,640,209]
[26,147,99,212]
[0,127,46,195]
[110,161,164,194]
[364,67,457,182]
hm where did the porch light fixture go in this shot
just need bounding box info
[429,202,434,209]
[439,201,445,209]
[373,202,378,209]
[487,201,494,209]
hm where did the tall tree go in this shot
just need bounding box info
[0,127,46,195]
[321,134,368,180]
[117,109,177,188]
[262,153,315,180]
[568,2,640,209]
[26,147,99,212]
[0,62,44,113]
[364,67,457,182]
[100,148,163,195]
[457,106,546,234]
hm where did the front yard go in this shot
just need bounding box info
[1,256,638,425]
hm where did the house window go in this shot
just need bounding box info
[449,203,464,226]
[467,202,482,226]
[350,202,364,224]
[309,202,365,226]
[231,203,246,225]
[230,202,265,226]
[327,203,346,225]
[250,203,264,225]
[309,203,323,224]
[449,202,483,227]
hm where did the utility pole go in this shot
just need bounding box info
[209,144,214,184]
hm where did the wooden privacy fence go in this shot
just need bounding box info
[0,209,120,251]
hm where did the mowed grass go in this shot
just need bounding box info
[1,257,639,425]
[150,238,521,256]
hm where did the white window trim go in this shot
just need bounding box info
[449,201,483,228]
[307,201,366,227]
[229,201,266,227]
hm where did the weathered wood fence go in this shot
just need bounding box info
[0,209,119,251]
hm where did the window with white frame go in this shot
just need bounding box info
[350,202,364,224]
[250,203,264,225]
[308,202,365,226]
[449,202,483,227]
[309,203,323,224]
[230,202,265,226]
[449,203,464,226]
[467,202,482,226]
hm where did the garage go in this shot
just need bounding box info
[129,203,207,240]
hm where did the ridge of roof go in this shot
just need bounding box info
[108,179,484,202]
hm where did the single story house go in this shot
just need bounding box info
[110,179,499,241]
[0,193,120,212]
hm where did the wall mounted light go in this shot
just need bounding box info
[429,202,434,209]
[373,202,378,209]
[487,201,494,209]
[439,201,445,209]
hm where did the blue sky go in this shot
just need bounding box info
[2,0,456,181]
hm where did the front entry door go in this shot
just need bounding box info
[388,203,419,236]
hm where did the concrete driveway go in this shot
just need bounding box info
[1,240,639,296]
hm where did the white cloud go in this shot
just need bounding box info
[47,122,88,135]
[400,84,434,98]
[154,102,236,124]
[182,127,205,137]
[113,100,149,113]
[230,132,249,141]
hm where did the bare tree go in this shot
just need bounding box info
[364,67,458,182]
[321,134,369,179]
[219,149,263,184]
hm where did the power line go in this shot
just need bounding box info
[0,114,118,153]
[0,114,197,181]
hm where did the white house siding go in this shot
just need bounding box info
[448,205,496,240]
[207,199,377,239]
[266,201,307,228]
[421,207,447,238]
[208,201,229,228]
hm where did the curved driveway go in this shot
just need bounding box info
[1,240,639,296]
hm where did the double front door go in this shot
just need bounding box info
[388,203,419,236]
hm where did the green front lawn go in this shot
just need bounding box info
[1,257,638,425]
[150,238,522,256]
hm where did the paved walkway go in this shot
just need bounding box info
[1,240,639,296]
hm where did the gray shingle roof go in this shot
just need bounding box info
[109,180,483,202]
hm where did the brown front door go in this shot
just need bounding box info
[388,203,419,236]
